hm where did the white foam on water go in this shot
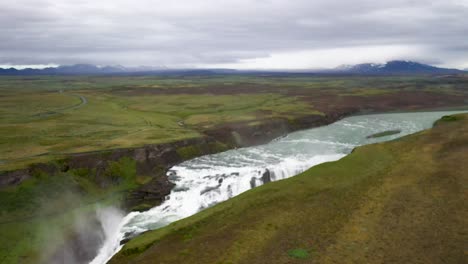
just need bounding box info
[89,154,343,264]
[90,110,466,264]
[90,207,126,264]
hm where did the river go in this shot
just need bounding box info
[90,110,464,264]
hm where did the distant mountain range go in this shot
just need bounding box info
[0,61,465,76]
[332,61,465,75]
[0,64,239,76]
[0,64,169,75]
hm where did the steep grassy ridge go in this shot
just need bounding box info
[111,114,467,264]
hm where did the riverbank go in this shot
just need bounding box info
[0,110,349,264]
[2,74,468,263]
[0,103,448,210]
[93,110,465,264]
[3,75,468,173]
[110,113,468,264]
[2,108,467,263]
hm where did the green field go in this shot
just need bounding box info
[111,113,468,264]
[0,76,324,171]
[0,74,467,263]
[1,75,468,171]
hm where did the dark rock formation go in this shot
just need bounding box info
[0,169,31,188]
[0,137,229,211]
[202,111,356,149]
[250,177,257,189]
[262,169,271,184]
[204,118,290,147]
[0,110,357,207]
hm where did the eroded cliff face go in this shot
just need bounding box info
[0,107,449,264]
[0,111,355,211]
[0,137,228,210]
[0,137,231,264]
[108,113,468,264]
[203,112,355,147]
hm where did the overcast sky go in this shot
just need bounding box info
[1,0,468,69]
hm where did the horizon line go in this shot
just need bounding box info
[1,60,467,71]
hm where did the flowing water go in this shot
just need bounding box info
[90,110,464,264]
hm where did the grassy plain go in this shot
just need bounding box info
[111,114,468,264]
[1,75,468,171]
[0,74,467,263]
[0,77,321,171]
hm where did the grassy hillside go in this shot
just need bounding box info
[1,75,467,263]
[111,114,468,264]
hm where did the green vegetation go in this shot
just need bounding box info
[105,157,138,185]
[176,142,229,160]
[366,129,401,138]
[0,80,321,171]
[437,115,462,123]
[1,75,468,171]
[110,114,467,264]
[175,146,204,160]
[0,156,142,263]
[288,248,310,259]
[1,75,468,263]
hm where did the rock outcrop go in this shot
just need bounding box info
[0,111,356,211]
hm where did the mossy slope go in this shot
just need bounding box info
[110,114,467,264]
[0,157,140,263]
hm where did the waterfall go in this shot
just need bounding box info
[89,110,466,264]
[89,207,126,264]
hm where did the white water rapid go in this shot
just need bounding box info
[90,110,465,264]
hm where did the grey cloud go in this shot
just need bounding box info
[0,0,467,68]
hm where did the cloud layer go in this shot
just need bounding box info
[1,0,467,69]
